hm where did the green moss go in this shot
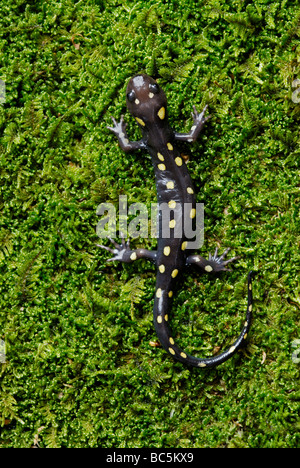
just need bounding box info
[0,0,299,448]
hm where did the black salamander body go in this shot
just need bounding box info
[102,74,253,368]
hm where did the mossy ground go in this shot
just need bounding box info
[0,0,299,448]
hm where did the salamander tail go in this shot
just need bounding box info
[153,271,254,368]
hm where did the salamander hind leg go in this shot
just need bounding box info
[186,247,239,273]
[98,234,157,263]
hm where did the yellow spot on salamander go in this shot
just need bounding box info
[180,352,187,359]
[149,92,154,98]
[165,314,169,321]
[190,208,196,219]
[187,187,194,194]
[249,283,252,291]
[157,315,162,324]
[168,200,176,209]
[181,241,188,251]
[135,117,145,126]
[167,142,173,151]
[169,219,176,229]
[175,157,183,166]
[130,252,137,261]
[159,264,165,273]
[157,107,166,120]
[169,347,175,355]
[166,181,174,189]
[158,163,166,171]
[168,291,173,298]
[156,288,162,298]
[229,346,236,353]
[171,269,178,278]
[244,321,248,328]
[157,152,164,161]
[164,246,171,256]
[198,362,207,367]
[134,98,140,105]
[244,333,248,340]
[205,265,213,272]
[169,337,175,345]
[248,304,252,312]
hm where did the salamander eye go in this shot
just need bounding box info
[149,83,159,94]
[127,90,136,102]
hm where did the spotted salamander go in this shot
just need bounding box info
[101,74,253,368]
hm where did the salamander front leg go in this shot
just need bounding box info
[107,115,146,152]
[186,247,239,273]
[98,234,157,264]
[174,105,211,143]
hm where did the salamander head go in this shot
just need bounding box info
[126,74,168,128]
